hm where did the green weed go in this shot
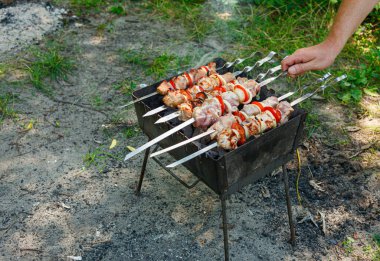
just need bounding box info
[97,21,115,34]
[109,4,125,15]
[83,146,123,172]
[342,236,355,254]
[147,53,177,79]
[91,95,104,107]
[122,125,140,138]
[120,49,149,67]
[0,93,17,125]
[119,48,191,80]
[374,234,380,247]
[145,0,208,41]
[26,42,74,93]
[70,0,104,14]
[113,80,137,96]
[0,63,7,79]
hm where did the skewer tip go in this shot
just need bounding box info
[154,118,166,124]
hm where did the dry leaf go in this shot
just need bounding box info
[67,256,82,261]
[127,146,135,152]
[109,139,117,149]
[25,121,34,131]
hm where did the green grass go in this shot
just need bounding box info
[113,80,137,96]
[122,125,140,139]
[109,4,125,15]
[119,48,191,80]
[91,95,104,107]
[69,0,105,14]
[25,42,74,93]
[83,145,123,172]
[0,93,17,125]
[144,0,379,104]
[145,0,208,41]
[0,63,7,79]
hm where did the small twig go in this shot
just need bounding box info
[49,97,107,116]
[319,211,327,236]
[19,248,43,252]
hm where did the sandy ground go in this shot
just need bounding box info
[0,2,379,261]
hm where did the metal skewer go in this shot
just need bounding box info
[166,74,346,168]
[124,118,196,161]
[215,51,262,71]
[143,52,278,118]
[121,52,271,109]
[149,72,332,158]
[154,70,287,124]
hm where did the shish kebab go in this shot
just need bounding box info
[147,64,283,119]
[143,52,279,117]
[166,75,347,168]
[121,51,274,108]
[123,70,286,161]
[149,72,332,158]
[154,70,286,125]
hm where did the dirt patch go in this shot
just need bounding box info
[0,1,379,261]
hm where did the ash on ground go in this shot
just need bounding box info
[0,3,65,60]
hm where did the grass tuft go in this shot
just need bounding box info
[0,93,17,125]
[109,4,125,15]
[25,42,74,93]
[119,48,191,80]
[145,0,209,41]
[83,146,123,172]
[113,80,137,96]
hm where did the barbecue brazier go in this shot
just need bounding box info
[131,58,306,261]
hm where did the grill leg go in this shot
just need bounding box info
[282,164,296,246]
[221,196,230,261]
[135,147,151,195]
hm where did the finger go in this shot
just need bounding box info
[288,62,316,76]
[281,56,305,72]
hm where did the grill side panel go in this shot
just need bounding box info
[222,111,306,195]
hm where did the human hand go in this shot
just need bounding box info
[281,41,340,77]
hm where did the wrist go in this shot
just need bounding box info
[323,35,345,56]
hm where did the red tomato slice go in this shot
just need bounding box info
[184,72,193,86]
[234,84,249,103]
[216,96,225,115]
[169,79,176,90]
[215,74,225,87]
[214,86,227,93]
[233,111,246,121]
[262,106,282,123]
[200,66,209,74]
[251,101,264,112]
[231,122,246,145]
[180,90,192,101]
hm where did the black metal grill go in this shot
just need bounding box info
[131,58,306,260]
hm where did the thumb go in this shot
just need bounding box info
[288,62,315,76]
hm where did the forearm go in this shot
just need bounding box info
[325,0,379,53]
